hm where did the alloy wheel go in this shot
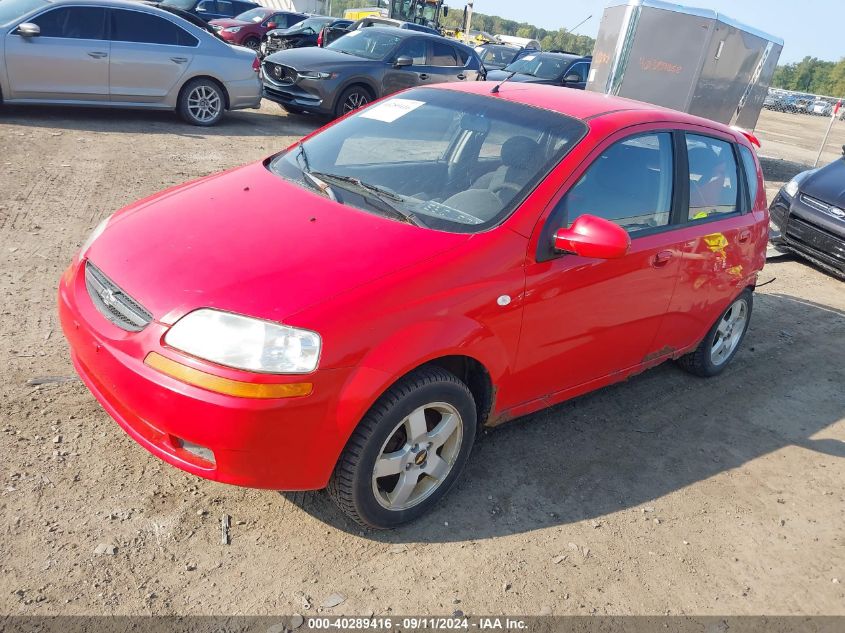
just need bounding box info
[343,91,369,114]
[187,85,222,124]
[710,299,748,366]
[371,402,463,511]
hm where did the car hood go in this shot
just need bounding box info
[264,47,368,69]
[803,158,845,207]
[86,161,469,325]
[268,26,309,37]
[209,18,247,28]
[485,70,555,84]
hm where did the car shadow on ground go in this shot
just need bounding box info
[0,101,320,138]
[283,292,845,541]
[759,156,813,183]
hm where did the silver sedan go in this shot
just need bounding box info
[0,0,262,125]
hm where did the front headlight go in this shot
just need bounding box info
[224,26,242,33]
[79,215,111,258]
[165,309,321,374]
[298,70,335,80]
[782,168,818,199]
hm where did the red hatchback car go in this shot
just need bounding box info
[209,8,305,51]
[59,83,768,528]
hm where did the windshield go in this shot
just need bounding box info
[504,54,569,80]
[268,88,586,233]
[235,8,269,22]
[161,0,195,10]
[0,0,47,25]
[327,29,402,60]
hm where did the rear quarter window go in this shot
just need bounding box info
[738,145,760,208]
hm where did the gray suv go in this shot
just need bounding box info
[0,0,262,125]
[263,26,483,118]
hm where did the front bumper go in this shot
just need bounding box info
[262,79,329,114]
[770,192,845,276]
[58,260,352,490]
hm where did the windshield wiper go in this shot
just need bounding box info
[309,172,423,226]
[294,145,338,201]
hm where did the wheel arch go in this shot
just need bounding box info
[177,75,231,111]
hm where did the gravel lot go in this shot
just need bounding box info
[1,102,843,616]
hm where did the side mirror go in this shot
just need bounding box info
[443,5,449,16]
[394,55,413,68]
[16,23,41,37]
[266,22,277,30]
[563,72,581,83]
[553,214,630,259]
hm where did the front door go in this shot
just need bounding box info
[4,6,109,101]
[511,130,686,408]
[382,37,429,96]
[108,9,195,103]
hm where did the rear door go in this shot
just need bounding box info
[513,129,688,408]
[108,9,198,103]
[425,40,470,84]
[4,6,109,101]
[657,130,761,352]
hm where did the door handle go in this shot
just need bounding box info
[738,229,751,243]
[456,73,466,80]
[652,250,673,268]
[170,57,189,64]
[87,51,108,59]
[418,73,429,80]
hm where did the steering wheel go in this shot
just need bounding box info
[491,182,522,199]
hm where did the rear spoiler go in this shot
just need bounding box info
[730,126,762,149]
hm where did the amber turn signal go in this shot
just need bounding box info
[144,352,313,399]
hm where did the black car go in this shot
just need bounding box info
[486,51,591,90]
[769,148,845,278]
[322,17,439,48]
[262,27,483,118]
[474,44,524,71]
[262,16,337,56]
[160,0,259,22]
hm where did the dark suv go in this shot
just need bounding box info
[263,27,483,118]
[486,51,591,90]
[160,0,260,22]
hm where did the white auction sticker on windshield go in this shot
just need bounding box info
[522,55,536,61]
[360,98,425,123]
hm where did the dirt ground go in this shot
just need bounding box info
[1,103,843,617]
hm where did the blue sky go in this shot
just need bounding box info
[472,0,843,64]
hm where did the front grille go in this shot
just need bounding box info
[85,262,152,332]
[264,61,296,85]
[786,217,845,264]
[800,194,831,213]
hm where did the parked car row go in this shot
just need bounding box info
[764,91,843,118]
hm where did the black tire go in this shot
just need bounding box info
[327,366,477,529]
[242,36,260,51]
[178,78,225,127]
[333,85,374,119]
[677,289,753,377]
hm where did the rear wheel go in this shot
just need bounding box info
[178,78,225,126]
[327,367,476,529]
[334,85,373,119]
[677,290,753,377]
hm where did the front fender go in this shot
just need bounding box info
[332,316,511,445]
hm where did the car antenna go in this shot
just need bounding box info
[491,71,517,94]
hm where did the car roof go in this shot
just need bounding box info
[432,82,745,138]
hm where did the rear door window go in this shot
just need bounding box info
[557,133,675,233]
[31,7,107,39]
[686,134,740,220]
[111,10,199,47]
[430,41,459,66]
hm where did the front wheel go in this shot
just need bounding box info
[327,367,477,529]
[334,85,373,119]
[677,289,753,377]
[242,36,260,52]
[178,78,225,126]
